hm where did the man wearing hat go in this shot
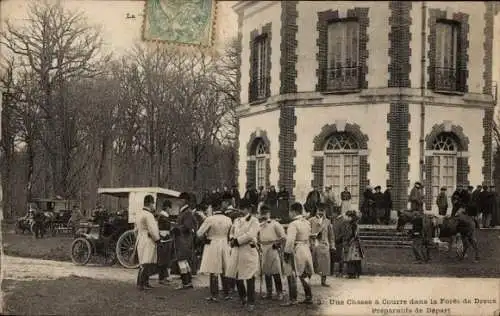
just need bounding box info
[322,186,336,219]
[196,198,233,301]
[309,202,335,287]
[382,185,393,224]
[225,199,260,312]
[281,202,314,306]
[136,195,160,291]
[258,204,286,300]
[436,187,449,216]
[172,192,198,289]
[409,182,424,213]
[373,186,385,224]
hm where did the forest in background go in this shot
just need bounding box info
[0,2,239,217]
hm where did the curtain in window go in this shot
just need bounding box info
[327,21,359,69]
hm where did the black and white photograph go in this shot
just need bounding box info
[0,1,499,315]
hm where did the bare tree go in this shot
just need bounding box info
[0,1,111,198]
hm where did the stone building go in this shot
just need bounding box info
[233,1,500,213]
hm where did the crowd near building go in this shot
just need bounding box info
[234,1,500,216]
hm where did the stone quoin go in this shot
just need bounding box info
[233,1,499,214]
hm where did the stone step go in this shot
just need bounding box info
[362,243,412,249]
[361,240,413,248]
[360,231,409,236]
[360,235,411,241]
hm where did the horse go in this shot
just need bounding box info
[397,210,479,261]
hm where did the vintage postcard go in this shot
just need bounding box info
[0,1,499,316]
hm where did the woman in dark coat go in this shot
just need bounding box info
[361,186,375,224]
[265,186,278,215]
[277,186,290,220]
[342,211,364,278]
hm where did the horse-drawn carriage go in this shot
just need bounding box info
[70,187,182,268]
[16,198,78,236]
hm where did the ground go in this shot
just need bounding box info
[2,223,500,315]
[3,223,500,277]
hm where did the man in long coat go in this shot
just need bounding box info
[281,202,314,306]
[156,200,174,285]
[196,204,232,301]
[172,192,198,289]
[258,205,286,300]
[383,185,393,224]
[226,199,260,312]
[243,184,259,207]
[361,186,375,224]
[330,208,346,277]
[322,186,336,219]
[309,203,335,287]
[305,186,322,215]
[277,186,290,220]
[409,182,424,213]
[135,195,160,291]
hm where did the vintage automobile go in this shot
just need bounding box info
[70,187,182,268]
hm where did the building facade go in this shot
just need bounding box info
[233,1,500,213]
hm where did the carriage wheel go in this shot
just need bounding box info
[70,238,92,266]
[116,230,139,269]
[102,242,118,266]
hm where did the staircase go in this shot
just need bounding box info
[359,225,412,248]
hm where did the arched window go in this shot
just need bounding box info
[323,132,360,208]
[253,139,268,189]
[431,133,458,209]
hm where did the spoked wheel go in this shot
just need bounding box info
[101,242,118,266]
[71,237,92,266]
[116,230,139,269]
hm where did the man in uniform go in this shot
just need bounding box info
[258,205,286,300]
[409,182,424,213]
[172,192,198,290]
[196,200,233,301]
[136,195,160,291]
[309,203,335,287]
[68,205,84,237]
[330,207,346,277]
[281,202,314,306]
[226,199,260,312]
[156,200,173,285]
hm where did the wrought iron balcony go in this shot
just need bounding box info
[249,76,269,102]
[433,67,463,92]
[324,66,360,92]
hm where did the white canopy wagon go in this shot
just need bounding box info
[70,187,182,269]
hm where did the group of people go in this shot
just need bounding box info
[134,190,365,311]
[436,184,500,228]
[360,185,393,225]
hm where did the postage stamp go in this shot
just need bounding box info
[142,0,217,47]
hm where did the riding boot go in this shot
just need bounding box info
[299,275,313,303]
[136,266,143,288]
[321,275,329,286]
[221,276,231,298]
[207,274,219,299]
[287,275,298,302]
[263,275,273,298]
[246,277,256,306]
[236,279,247,304]
[273,274,283,294]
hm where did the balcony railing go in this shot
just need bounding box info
[249,76,269,102]
[324,66,360,92]
[433,67,463,92]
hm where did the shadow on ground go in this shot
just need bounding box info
[2,276,318,316]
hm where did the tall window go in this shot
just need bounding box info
[326,20,360,91]
[255,140,268,189]
[434,20,460,92]
[431,133,457,210]
[250,34,269,101]
[323,133,360,207]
